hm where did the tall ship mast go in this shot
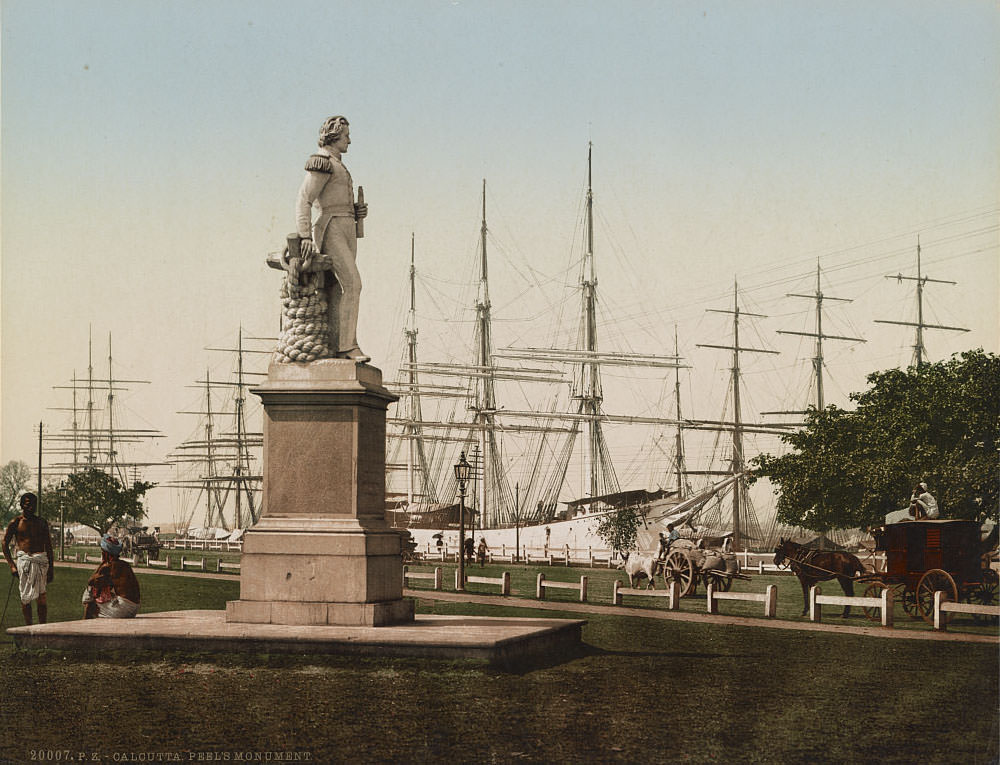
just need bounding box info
[387,147,735,550]
[166,328,267,531]
[875,237,969,367]
[695,283,790,551]
[46,328,164,484]
[774,262,866,413]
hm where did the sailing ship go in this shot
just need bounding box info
[45,329,165,485]
[165,328,269,533]
[383,147,794,553]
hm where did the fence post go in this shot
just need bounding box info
[765,584,777,618]
[668,580,680,610]
[434,567,442,591]
[933,590,947,631]
[580,575,588,602]
[707,582,717,614]
[501,571,510,596]
[536,572,545,599]
[402,565,408,589]
[810,585,821,622]
[565,544,570,566]
[612,579,622,606]
[883,586,894,628]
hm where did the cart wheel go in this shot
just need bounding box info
[969,569,999,625]
[898,586,920,619]
[665,550,696,597]
[708,573,733,592]
[916,568,958,625]
[862,582,888,622]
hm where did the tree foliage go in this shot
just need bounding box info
[52,468,154,534]
[595,506,642,554]
[0,460,33,524]
[751,350,1000,531]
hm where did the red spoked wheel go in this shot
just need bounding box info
[916,568,958,626]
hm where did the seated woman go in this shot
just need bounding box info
[82,534,141,619]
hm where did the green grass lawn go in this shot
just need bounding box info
[1,565,996,763]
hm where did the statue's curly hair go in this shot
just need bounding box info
[318,116,350,147]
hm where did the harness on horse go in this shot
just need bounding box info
[780,546,858,579]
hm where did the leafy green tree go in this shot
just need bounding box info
[751,350,1000,531]
[595,506,642,554]
[52,468,154,534]
[0,460,33,524]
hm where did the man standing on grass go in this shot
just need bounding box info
[2,492,54,625]
[82,533,141,619]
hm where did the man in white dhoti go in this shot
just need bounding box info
[2,493,54,625]
[82,534,141,619]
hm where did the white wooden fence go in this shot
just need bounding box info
[460,570,511,595]
[809,584,893,627]
[709,583,778,618]
[402,565,443,590]
[417,542,621,568]
[163,538,243,552]
[613,579,680,609]
[536,573,588,602]
[933,592,1000,630]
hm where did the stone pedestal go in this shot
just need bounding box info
[226,359,414,627]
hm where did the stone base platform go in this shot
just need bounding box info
[6,610,586,667]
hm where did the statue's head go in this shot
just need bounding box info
[318,116,350,148]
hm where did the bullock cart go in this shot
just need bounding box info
[862,519,998,625]
[662,539,749,596]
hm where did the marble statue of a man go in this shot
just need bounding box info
[294,115,369,362]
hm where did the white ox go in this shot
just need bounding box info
[618,551,661,589]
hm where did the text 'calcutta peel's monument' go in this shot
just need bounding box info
[226,116,414,627]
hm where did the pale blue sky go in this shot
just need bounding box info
[2,1,997,521]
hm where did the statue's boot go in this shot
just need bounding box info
[342,346,371,362]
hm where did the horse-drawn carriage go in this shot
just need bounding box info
[861,519,998,625]
[122,526,162,561]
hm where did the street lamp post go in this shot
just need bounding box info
[454,451,471,591]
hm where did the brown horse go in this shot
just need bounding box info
[773,537,866,617]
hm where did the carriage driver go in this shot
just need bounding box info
[909,482,939,520]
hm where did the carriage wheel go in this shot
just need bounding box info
[969,569,999,625]
[665,550,696,596]
[705,573,733,592]
[898,587,920,619]
[916,569,958,625]
[862,582,889,622]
